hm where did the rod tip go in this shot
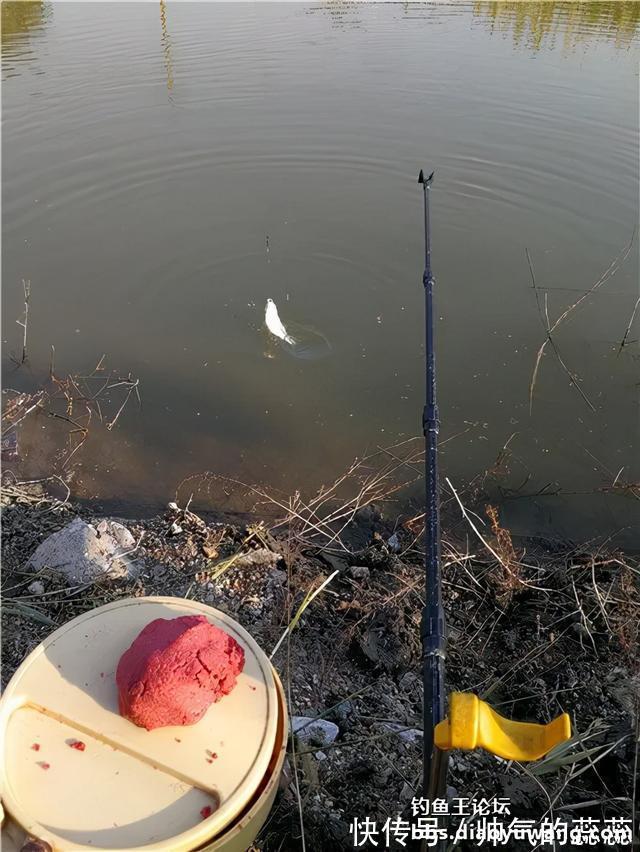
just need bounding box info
[418,170,435,185]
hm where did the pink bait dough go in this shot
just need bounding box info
[116,615,245,730]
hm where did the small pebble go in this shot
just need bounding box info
[349,566,370,581]
[387,532,401,553]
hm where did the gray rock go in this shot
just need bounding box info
[27,580,45,596]
[398,671,420,691]
[234,548,281,569]
[383,722,423,744]
[375,765,393,788]
[291,716,339,747]
[606,668,640,716]
[27,517,136,585]
[269,569,287,586]
[349,565,370,581]
[332,699,354,722]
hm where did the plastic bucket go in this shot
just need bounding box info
[0,598,287,852]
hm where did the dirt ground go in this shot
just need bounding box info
[1,480,639,851]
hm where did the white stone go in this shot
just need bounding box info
[27,518,136,585]
[291,716,339,747]
[27,580,45,595]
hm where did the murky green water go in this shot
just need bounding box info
[2,2,639,543]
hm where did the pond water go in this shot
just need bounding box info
[3,2,639,543]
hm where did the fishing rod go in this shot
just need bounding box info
[418,169,448,850]
[416,170,571,850]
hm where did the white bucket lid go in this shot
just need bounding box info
[0,597,279,851]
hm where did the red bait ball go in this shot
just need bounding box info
[116,616,244,730]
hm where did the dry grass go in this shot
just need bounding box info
[485,503,523,603]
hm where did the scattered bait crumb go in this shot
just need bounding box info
[100,672,104,678]
[249,685,257,691]
[39,762,50,770]
[31,743,40,751]
[69,740,85,751]
[200,806,213,820]
[174,738,182,742]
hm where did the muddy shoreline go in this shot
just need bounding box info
[2,478,638,851]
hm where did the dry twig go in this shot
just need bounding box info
[527,232,635,413]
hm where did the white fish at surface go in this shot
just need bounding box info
[265,298,296,346]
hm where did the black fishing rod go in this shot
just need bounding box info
[418,169,448,833]
[415,172,572,852]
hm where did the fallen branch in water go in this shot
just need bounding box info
[617,294,640,356]
[105,375,141,430]
[527,231,636,414]
[1,355,141,473]
[14,279,31,365]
